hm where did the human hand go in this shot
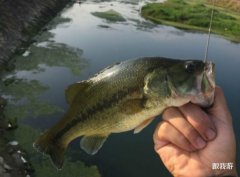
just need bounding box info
[153,87,238,177]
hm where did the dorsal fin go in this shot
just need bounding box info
[65,81,91,104]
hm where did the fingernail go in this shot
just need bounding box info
[206,128,216,140]
[196,137,206,148]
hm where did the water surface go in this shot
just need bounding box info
[1,0,240,176]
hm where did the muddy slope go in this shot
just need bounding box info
[0,0,72,69]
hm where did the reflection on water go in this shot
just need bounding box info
[16,42,86,75]
[1,0,240,176]
[1,14,100,176]
[2,78,62,119]
[13,125,100,177]
[2,41,87,120]
[1,14,88,120]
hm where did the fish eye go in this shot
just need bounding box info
[185,62,196,73]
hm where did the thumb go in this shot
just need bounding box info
[207,86,232,124]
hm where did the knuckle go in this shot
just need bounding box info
[196,116,206,125]
[195,116,211,130]
[184,128,199,142]
[193,122,206,132]
[156,121,168,139]
[187,111,211,130]
[162,107,180,120]
[177,133,187,144]
[163,108,173,117]
[160,122,169,132]
[185,128,196,139]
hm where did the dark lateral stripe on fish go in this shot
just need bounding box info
[53,87,140,141]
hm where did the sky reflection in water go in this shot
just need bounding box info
[2,0,240,176]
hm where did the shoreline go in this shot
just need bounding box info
[0,1,72,175]
[0,97,33,177]
[0,0,72,71]
[141,0,240,42]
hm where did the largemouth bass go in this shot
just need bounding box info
[33,57,215,169]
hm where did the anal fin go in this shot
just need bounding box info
[134,117,154,134]
[80,134,109,155]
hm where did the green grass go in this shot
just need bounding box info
[141,0,240,42]
[92,9,126,22]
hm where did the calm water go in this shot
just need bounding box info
[1,0,240,176]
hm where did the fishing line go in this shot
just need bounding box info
[204,0,215,63]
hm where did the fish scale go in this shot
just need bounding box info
[33,57,215,169]
[54,86,139,141]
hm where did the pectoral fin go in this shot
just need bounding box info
[134,117,154,134]
[80,134,109,155]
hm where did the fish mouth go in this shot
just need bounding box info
[191,61,216,107]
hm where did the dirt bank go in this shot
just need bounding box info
[0,1,74,175]
[0,0,72,70]
[0,97,33,177]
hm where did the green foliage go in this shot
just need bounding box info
[14,42,87,75]
[1,77,63,119]
[1,15,88,120]
[5,101,63,119]
[2,78,48,101]
[34,161,100,177]
[15,15,87,75]
[141,0,240,41]
[92,10,126,22]
[128,18,157,31]
[1,13,100,177]
[13,125,101,177]
[47,16,72,30]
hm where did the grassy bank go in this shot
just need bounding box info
[141,0,240,42]
[210,0,240,13]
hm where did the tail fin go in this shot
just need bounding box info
[33,131,66,169]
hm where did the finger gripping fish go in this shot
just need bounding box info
[33,57,215,169]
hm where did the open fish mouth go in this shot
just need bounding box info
[191,61,215,107]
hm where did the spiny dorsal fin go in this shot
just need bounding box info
[65,81,91,105]
[80,134,109,155]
